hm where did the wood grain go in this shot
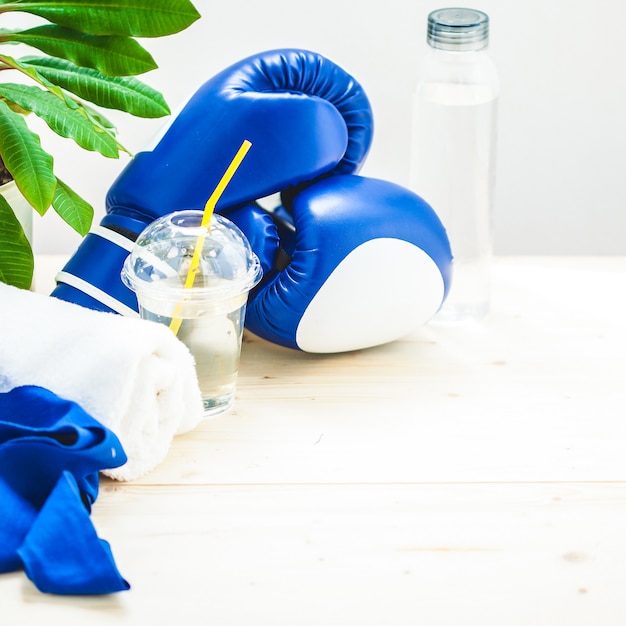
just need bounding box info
[3,256,626,624]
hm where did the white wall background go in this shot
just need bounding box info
[29,0,626,256]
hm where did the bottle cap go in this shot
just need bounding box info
[427,8,489,52]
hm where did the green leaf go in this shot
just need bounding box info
[0,100,56,214]
[1,25,157,75]
[0,0,201,37]
[0,83,121,157]
[0,56,123,145]
[52,178,93,236]
[0,193,34,289]
[20,56,170,118]
[0,53,78,107]
[79,101,117,131]
[1,53,77,109]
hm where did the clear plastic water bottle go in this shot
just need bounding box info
[409,8,499,321]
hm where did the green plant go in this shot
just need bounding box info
[0,0,200,289]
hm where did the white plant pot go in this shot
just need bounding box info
[1,180,33,245]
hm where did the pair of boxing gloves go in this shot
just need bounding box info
[52,48,452,353]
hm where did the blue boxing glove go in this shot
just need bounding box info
[51,49,373,314]
[221,175,452,353]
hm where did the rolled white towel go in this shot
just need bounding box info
[0,283,204,481]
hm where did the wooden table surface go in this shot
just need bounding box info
[4,256,626,625]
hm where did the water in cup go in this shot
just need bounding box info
[121,210,262,417]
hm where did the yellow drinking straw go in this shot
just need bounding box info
[169,139,252,336]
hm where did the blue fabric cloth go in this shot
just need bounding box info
[0,385,129,594]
